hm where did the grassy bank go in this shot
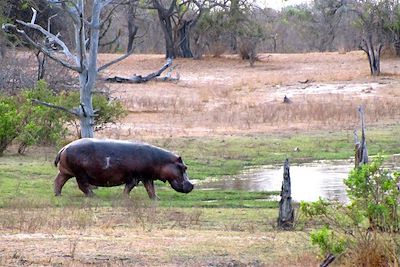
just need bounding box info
[152,125,400,180]
[1,126,399,208]
[1,127,398,266]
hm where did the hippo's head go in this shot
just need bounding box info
[161,156,193,193]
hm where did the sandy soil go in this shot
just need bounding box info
[97,52,400,139]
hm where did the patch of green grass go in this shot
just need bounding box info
[0,126,399,209]
[152,125,400,180]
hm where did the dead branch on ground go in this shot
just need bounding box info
[103,58,179,83]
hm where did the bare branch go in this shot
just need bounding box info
[31,8,37,24]
[98,48,134,72]
[15,19,78,64]
[48,14,58,32]
[2,23,81,72]
[31,99,79,117]
[104,58,174,83]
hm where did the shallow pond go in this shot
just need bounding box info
[196,156,400,203]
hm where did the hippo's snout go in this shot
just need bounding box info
[183,181,194,193]
[170,180,194,193]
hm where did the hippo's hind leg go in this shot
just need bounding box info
[76,175,94,197]
[123,178,140,195]
[54,171,73,196]
[143,180,160,200]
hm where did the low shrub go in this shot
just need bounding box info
[0,80,126,155]
[301,156,400,265]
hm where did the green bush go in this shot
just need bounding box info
[345,156,400,232]
[301,156,400,264]
[310,226,346,256]
[0,80,127,155]
[0,95,20,155]
[56,90,127,136]
[17,80,69,153]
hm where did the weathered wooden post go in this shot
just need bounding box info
[354,106,368,168]
[277,158,294,229]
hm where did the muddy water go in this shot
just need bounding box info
[197,156,400,203]
[197,160,355,203]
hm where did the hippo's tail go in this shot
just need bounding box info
[54,147,66,167]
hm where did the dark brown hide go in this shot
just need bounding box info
[54,138,193,199]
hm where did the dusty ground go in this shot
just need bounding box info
[98,51,400,139]
[0,228,316,266]
[0,205,318,266]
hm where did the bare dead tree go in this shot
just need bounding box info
[2,1,133,138]
[354,106,368,168]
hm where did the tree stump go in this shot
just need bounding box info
[277,158,294,229]
[354,106,368,168]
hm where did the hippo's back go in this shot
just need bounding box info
[64,138,176,173]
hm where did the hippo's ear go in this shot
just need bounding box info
[176,156,183,163]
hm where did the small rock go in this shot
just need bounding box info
[283,95,292,104]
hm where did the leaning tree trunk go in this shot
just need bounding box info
[277,158,294,229]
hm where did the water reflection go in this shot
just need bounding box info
[197,160,354,203]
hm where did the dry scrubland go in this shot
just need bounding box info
[1,52,400,266]
[100,51,400,139]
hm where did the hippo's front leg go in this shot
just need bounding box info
[142,180,160,200]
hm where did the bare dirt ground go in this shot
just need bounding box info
[98,51,400,139]
[0,206,318,266]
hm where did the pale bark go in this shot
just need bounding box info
[104,58,176,83]
[354,106,368,168]
[2,0,133,138]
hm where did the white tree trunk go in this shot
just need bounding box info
[76,0,102,138]
[2,0,133,138]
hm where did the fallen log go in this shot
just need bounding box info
[103,58,179,83]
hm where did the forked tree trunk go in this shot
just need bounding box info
[361,35,383,76]
[277,158,294,229]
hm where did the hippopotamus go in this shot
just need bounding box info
[54,138,194,199]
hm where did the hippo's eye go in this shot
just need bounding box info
[177,163,187,172]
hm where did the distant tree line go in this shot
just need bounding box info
[2,0,400,74]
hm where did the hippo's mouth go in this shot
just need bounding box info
[170,180,194,193]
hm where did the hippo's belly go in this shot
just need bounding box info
[83,166,128,187]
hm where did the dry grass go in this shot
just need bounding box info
[97,52,400,139]
[0,199,319,266]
